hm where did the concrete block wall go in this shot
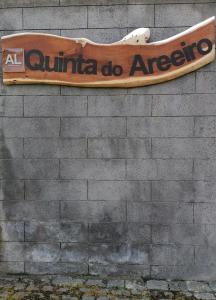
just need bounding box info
[0,0,216,280]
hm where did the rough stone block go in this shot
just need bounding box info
[88,180,151,201]
[152,181,194,202]
[0,262,24,274]
[194,203,216,224]
[0,180,24,200]
[89,243,150,264]
[152,94,216,116]
[23,6,87,29]
[152,138,216,158]
[61,201,126,222]
[88,95,152,116]
[146,280,168,290]
[88,5,154,28]
[25,262,88,275]
[195,117,216,137]
[89,263,150,277]
[60,243,88,263]
[151,203,193,224]
[88,222,126,243]
[0,201,59,221]
[60,159,125,180]
[25,243,60,262]
[194,159,216,179]
[61,117,126,138]
[0,221,24,241]
[127,117,193,137]
[88,138,151,158]
[196,72,216,93]
[126,159,193,180]
[0,118,60,138]
[0,96,23,116]
[0,8,22,30]
[155,4,216,27]
[0,138,23,158]
[152,245,194,265]
[25,221,87,242]
[0,159,59,179]
[25,180,87,201]
[127,202,152,222]
[24,96,87,117]
[24,138,87,158]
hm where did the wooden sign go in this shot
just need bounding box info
[1,17,215,88]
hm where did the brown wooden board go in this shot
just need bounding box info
[1,17,215,88]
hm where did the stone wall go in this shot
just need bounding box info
[0,0,216,280]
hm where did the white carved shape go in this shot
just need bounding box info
[113,28,150,45]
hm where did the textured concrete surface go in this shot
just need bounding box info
[0,0,216,280]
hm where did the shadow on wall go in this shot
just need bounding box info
[0,101,23,274]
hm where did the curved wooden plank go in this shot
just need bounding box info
[1,17,215,88]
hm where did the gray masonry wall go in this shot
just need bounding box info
[0,0,216,281]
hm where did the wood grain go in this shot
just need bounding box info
[1,17,215,88]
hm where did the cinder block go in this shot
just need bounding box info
[194,159,216,179]
[88,222,126,243]
[88,5,154,28]
[24,138,87,158]
[0,118,60,138]
[127,117,193,137]
[0,180,24,200]
[23,6,87,29]
[0,96,23,116]
[151,203,193,224]
[25,262,88,275]
[89,243,150,264]
[196,72,216,93]
[25,221,87,242]
[61,117,126,137]
[152,224,216,246]
[127,223,151,243]
[61,200,126,222]
[61,28,127,44]
[0,242,24,261]
[89,263,150,277]
[61,0,127,5]
[61,243,88,263]
[195,246,216,266]
[88,95,152,116]
[194,203,216,224]
[127,159,193,180]
[0,8,22,30]
[25,180,87,201]
[0,0,59,7]
[24,96,87,117]
[127,73,195,95]
[0,159,59,179]
[88,138,151,158]
[152,138,216,158]
[0,262,24,274]
[151,265,216,281]
[0,81,60,96]
[152,94,216,116]
[24,243,60,262]
[61,86,127,96]
[0,221,24,241]
[155,4,216,27]
[0,200,59,221]
[60,159,125,180]
[0,138,23,158]
[127,202,152,222]
[152,181,194,202]
[88,180,151,201]
[152,245,194,265]
[195,117,216,137]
